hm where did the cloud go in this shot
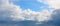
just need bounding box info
[37,0,60,26]
[1,0,60,26]
[37,0,60,21]
[38,9,60,26]
[37,0,60,20]
[0,0,25,21]
[51,9,60,22]
[0,0,52,22]
[37,0,60,9]
[23,9,51,21]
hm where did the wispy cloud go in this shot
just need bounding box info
[37,0,60,9]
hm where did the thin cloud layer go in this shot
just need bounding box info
[37,0,60,9]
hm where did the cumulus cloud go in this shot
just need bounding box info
[37,0,60,20]
[38,9,60,26]
[0,0,52,22]
[51,9,60,22]
[23,9,51,21]
[0,0,25,21]
[37,0,60,26]
[2,0,60,26]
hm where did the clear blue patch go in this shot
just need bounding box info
[12,0,49,12]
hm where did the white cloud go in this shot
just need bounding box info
[37,0,60,21]
[22,9,51,22]
[1,0,60,26]
[37,0,60,9]
[0,0,52,22]
[0,0,25,21]
[37,0,60,25]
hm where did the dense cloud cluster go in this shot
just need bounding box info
[37,0,60,26]
[0,0,51,22]
[0,0,60,26]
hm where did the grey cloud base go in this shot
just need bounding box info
[0,9,60,26]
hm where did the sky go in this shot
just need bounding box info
[11,0,50,11]
[0,0,60,26]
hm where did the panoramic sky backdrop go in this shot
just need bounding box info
[0,0,60,26]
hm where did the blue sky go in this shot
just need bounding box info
[1,0,60,26]
[12,0,50,12]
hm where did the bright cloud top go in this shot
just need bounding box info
[0,0,51,22]
[38,0,60,9]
